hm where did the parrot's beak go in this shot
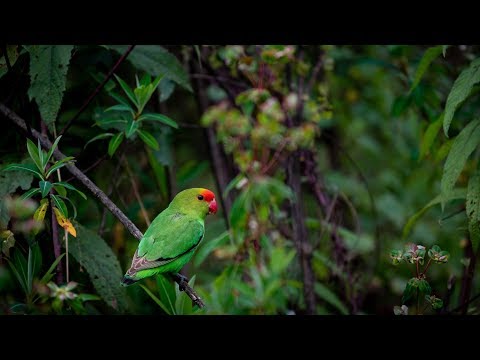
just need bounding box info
[208,199,217,215]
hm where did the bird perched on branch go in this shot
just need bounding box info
[121,188,217,286]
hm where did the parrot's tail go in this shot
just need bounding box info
[120,274,138,287]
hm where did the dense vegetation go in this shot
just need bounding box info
[1,45,479,315]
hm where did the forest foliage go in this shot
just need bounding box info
[1,44,480,315]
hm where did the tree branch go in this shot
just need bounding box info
[2,102,205,308]
[59,45,135,137]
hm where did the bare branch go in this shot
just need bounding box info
[2,102,205,308]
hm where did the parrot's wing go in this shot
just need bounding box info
[131,214,204,273]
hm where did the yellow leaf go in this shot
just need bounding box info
[33,199,49,222]
[53,207,77,237]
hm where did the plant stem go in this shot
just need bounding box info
[48,196,63,283]
[421,258,432,276]
[416,259,420,278]
[122,154,151,227]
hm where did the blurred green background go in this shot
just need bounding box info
[1,45,479,315]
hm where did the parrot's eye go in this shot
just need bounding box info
[197,195,204,201]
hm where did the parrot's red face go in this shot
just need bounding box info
[199,189,217,215]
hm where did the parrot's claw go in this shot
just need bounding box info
[174,273,189,291]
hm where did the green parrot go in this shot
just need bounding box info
[121,188,217,286]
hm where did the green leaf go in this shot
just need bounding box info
[50,194,68,218]
[435,139,454,163]
[69,222,128,312]
[105,104,134,114]
[46,135,62,167]
[441,119,480,209]
[419,114,443,160]
[137,113,178,129]
[107,45,192,91]
[26,45,73,129]
[125,118,139,139]
[39,180,52,198]
[26,138,43,173]
[108,92,131,107]
[410,46,444,93]
[108,132,124,157]
[84,133,114,149]
[443,58,480,137]
[157,274,177,315]
[402,188,466,239]
[419,279,432,294]
[314,283,349,314]
[53,181,87,200]
[0,45,20,79]
[137,129,160,150]
[193,231,230,267]
[114,74,138,108]
[158,78,175,102]
[45,157,75,179]
[175,275,197,315]
[8,250,28,295]
[467,171,480,251]
[3,163,43,180]
[139,284,172,315]
[19,188,41,201]
[391,95,411,117]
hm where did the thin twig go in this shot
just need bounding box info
[48,196,64,283]
[122,154,151,227]
[2,103,205,308]
[450,292,480,314]
[99,156,123,236]
[59,45,135,137]
[261,139,288,175]
[64,154,108,183]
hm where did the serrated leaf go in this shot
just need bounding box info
[410,46,444,93]
[68,222,128,312]
[107,45,192,91]
[53,181,87,200]
[108,132,124,157]
[137,129,159,150]
[444,58,480,137]
[441,119,480,209]
[467,172,480,251]
[403,188,466,239]
[419,114,443,160]
[84,133,114,149]
[137,113,178,129]
[314,283,349,314]
[0,45,19,79]
[39,180,52,198]
[26,45,73,129]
